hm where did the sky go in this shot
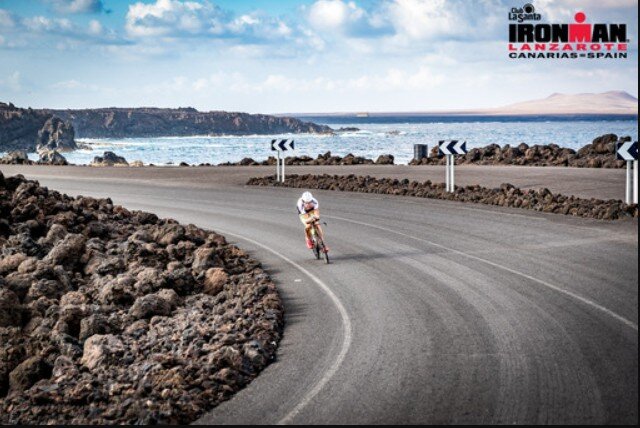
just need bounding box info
[0,0,638,113]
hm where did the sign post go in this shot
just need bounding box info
[270,139,295,182]
[438,140,467,193]
[626,161,632,203]
[616,140,638,204]
[635,158,638,204]
[445,154,450,191]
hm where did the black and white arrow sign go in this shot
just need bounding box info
[271,139,295,151]
[438,140,467,157]
[616,140,638,161]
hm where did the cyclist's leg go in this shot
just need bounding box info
[301,215,313,248]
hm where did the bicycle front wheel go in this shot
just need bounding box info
[317,237,330,264]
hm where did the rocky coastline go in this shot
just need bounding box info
[45,107,332,139]
[0,171,283,424]
[247,174,638,220]
[2,102,333,155]
[410,134,632,168]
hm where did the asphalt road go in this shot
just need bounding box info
[2,165,637,424]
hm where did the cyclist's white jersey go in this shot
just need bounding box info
[297,197,319,214]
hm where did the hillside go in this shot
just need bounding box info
[484,91,638,115]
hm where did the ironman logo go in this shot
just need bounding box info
[508,6,629,59]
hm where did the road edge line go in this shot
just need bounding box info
[216,229,353,425]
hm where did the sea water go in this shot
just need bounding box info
[25,115,640,166]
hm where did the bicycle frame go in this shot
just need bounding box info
[308,219,329,263]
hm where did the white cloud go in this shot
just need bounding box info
[126,0,218,37]
[345,66,446,90]
[384,0,457,40]
[151,65,448,97]
[2,12,128,47]
[306,0,391,37]
[88,19,103,35]
[24,16,75,33]
[308,0,354,29]
[48,0,107,14]
[125,0,294,44]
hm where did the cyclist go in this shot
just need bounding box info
[297,191,328,252]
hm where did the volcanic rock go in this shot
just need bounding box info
[36,117,77,153]
[37,150,69,166]
[0,151,32,165]
[248,174,638,220]
[0,173,283,424]
[91,151,128,167]
[409,134,630,168]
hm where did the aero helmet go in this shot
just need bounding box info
[302,191,314,203]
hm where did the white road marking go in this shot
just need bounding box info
[327,215,638,332]
[214,228,353,425]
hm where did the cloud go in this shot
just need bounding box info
[125,0,225,37]
[125,0,294,44]
[1,12,128,47]
[88,19,103,35]
[50,79,105,91]
[306,0,392,37]
[151,64,449,98]
[47,0,108,14]
[24,16,75,35]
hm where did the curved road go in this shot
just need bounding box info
[2,166,637,424]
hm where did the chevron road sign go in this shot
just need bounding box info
[617,140,638,204]
[270,139,295,183]
[616,140,638,161]
[438,140,468,193]
[271,139,295,151]
[438,140,467,157]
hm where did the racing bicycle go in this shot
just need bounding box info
[308,218,330,264]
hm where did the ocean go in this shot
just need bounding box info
[24,115,640,166]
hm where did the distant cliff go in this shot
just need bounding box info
[0,102,76,153]
[1,102,49,152]
[45,107,333,138]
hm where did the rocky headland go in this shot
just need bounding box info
[45,107,333,139]
[410,134,632,168]
[0,171,283,424]
[248,174,638,220]
[0,103,77,154]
